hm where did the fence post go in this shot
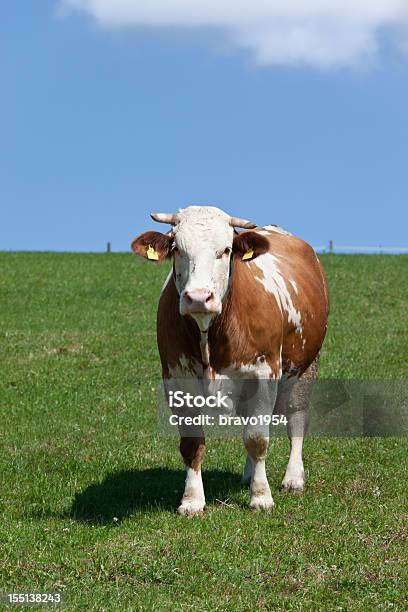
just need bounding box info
[106,242,111,253]
[329,240,334,254]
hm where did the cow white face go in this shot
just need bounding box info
[132,206,267,329]
[171,207,233,325]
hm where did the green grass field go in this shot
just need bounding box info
[0,252,407,610]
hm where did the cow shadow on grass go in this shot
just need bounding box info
[68,468,242,524]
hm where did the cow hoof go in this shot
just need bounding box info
[177,500,205,517]
[281,476,305,493]
[249,495,274,511]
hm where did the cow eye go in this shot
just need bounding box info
[216,247,231,259]
[172,245,179,254]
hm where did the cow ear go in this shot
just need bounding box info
[233,231,270,261]
[131,231,172,263]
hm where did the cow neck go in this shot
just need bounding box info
[199,330,213,379]
[198,272,237,380]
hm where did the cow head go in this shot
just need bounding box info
[132,206,269,330]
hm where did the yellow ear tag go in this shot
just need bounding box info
[146,245,159,261]
[242,248,254,261]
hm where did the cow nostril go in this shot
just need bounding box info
[183,289,214,310]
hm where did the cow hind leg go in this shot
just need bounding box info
[281,360,317,492]
[178,436,206,517]
[242,454,253,486]
[282,435,305,492]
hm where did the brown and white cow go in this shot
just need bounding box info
[132,206,329,516]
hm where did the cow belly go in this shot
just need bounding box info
[166,354,281,381]
[217,355,280,380]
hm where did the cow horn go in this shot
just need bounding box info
[229,216,257,229]
[150,212,178,225]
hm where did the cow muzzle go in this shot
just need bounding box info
[180,288,219,315]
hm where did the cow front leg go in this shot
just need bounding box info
[241,378,277,510]
[244,432,274,511]
[178,436,206,517]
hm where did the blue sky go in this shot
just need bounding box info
[1,1,408,251]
